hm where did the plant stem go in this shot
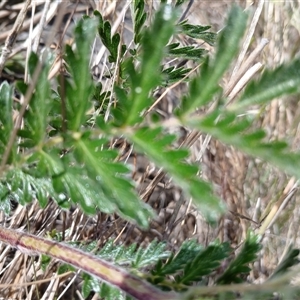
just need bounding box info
[0,226,179,300]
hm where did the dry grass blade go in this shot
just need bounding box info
[258,177,299,236]
[0,0,31,76]
[230,0,265,79]
[226,38,269,97]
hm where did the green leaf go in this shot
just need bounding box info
[41,255,51,272]
[189,110,300,179]
[180,6,248,115]
[28,149,65,177]
[128,127,225,223]
[230,58,300,111]
[217,231,261,284]
[5,168,56,207]
[268,246,300,280]
[152,240,203,277]
[94,11,126,63]
[78,239,169,270]
[100,282,126,300]
[52,166,116,215]
[179,22,216,46]
[72,135,154,228]
[23,52,52,146]
[80,239,168,299]
[177,241,231,286]
[132,240,170,269]
[0,182,10,214]
[64,18,96,131]
[0,81,13,136]
[162,66,191,85]
[118,4,177,126]
[97,239,137,264]
[132,0,147,44]
[167,43,207,60]
[0,81,14,161]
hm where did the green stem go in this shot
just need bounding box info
[0,226,179,300]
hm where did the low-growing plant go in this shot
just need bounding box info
[1,1,300,299]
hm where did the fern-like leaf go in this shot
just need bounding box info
[231,58,300,111]
[132,0,147,44]
[94,11,126,63]
[162,65,191,85]
[167,43,207,60]
[189,109,300,179]
[180,5,247,115]
[179,21,216,46]
[4,168,57,208]
[268,246,300,280]
[115,3,177,126]
[152,240,204,277]
[80,239,169,299]
[128,126,225,223]
[217,231,261,284]
[66,135,154,227]
[176,241,231,286]
[0,81,14,162]
[64,18,96,131]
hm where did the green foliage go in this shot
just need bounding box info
[180,6,247,115]
[71,136,154,226]
[128,126,225,222]
[64,18,96,131]
[79,239,170,299]
[176,241,231,286]
[153,240,204,277]
[94,11,126,63]
[23,53,51,145]
[162,65,191,85]
[114,4,177,126]
[1,2,300,300]
[188,109,300,179]
[268,246,300,280]
[0,81,14,161]
[132,0,147,44]
[82,277,129,300]
[5,168,55,207]
[87,238,170,269]
[217,232,261,284]
[230,58,300,111]
[151,240,231,291]
[178,21,216,46]
[167,43,207,60]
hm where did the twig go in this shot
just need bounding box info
[179,0,194,22]
[0,0,32,77]
[230,0,265,80]
[226,38,269,96]
[0,226,179,300]
[227,62,263,104]
[258,178,299,236]
[32,0,51,53]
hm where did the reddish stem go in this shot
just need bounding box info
[0,226,179,300]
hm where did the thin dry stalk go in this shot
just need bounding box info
[230,0,265,80]
[227,62,263,103]
[0,0,31,77]
[258,177,299,236]
[226,38,269,97]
